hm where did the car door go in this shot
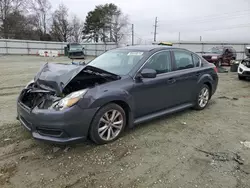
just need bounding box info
[131,50,179,118]
[169,49,202,105]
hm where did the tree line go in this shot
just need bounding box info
[0,0,129,43]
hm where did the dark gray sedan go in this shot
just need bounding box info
[17,45,218,145]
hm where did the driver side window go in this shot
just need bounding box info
[144,51,172,74]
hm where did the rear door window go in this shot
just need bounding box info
[192,54,201,67]
[173,50,194,70]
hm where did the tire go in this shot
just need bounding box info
[89,103,126,145]
[194,84,210,110]
[238,74,244,80]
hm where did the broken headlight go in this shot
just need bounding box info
[55,89,88,110]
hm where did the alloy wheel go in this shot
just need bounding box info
[98,110,124,141]
[198,87,209,108]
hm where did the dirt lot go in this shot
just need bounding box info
[0,55,250,188]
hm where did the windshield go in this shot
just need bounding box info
[88,50,145,75]
[70,44,82,50]
[207,47,223,54]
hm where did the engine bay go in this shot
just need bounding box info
[242,58,250,68]
[19,69,118,110]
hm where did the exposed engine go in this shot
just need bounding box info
[242,59,250,68]
[19,69,118,110]
[20,88,60,109]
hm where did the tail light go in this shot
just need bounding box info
[214,66,218,73]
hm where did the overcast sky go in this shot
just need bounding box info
[52,0,250,44]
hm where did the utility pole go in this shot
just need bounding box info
[153,17,158,42]
[132,24,134,46]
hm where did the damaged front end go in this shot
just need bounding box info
[18,63,120,111]
[19,87,61,110]
[242,58,250,68]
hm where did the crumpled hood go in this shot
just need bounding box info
[34,63,119,95]
[34,63,85,95]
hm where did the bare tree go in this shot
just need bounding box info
[111,13,129,43]
[50,4,72,42]
[0,0,27,38]
[30,0,51,34]
[70,15,83,43]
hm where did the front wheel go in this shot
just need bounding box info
[89,103,126,145]
[194,85,210,110]
[238,74,245,80]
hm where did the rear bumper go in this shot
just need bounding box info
[17,101,98,144]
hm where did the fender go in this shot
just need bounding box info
[196,73,213,94]
[89,89,134,110]
[78,88,135,128]
[78,86,134,111]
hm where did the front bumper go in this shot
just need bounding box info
[238,64,250,77]
[17,101,98,144]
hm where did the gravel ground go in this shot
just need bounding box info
[0,55,250,188]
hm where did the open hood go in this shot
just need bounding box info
[34,63,119,95]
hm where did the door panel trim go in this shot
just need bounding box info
[134,103,193,124]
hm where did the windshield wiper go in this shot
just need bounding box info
[85,65,121,80]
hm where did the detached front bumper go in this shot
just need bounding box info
[17,101,98,144]
[238,64,250,77]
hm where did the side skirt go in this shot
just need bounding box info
[134,103,194,125]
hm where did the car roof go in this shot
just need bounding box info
[114,45,179,52]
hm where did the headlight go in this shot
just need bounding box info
[211,56,218,60]
[56,89,88,110]
[25,79,34,88]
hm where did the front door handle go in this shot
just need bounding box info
[167,78,176,84]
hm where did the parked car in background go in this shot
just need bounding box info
[17,45,218,145]
[66,43,85,59]
[238,47,250,80]
[202,46,236,66]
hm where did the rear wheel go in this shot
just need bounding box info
[89,103,126,145]
[194,84,210,110]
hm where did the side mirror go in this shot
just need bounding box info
[140,68,157,78]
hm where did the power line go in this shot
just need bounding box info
[133,9,250,25]
[202,23,250,32]
[160,13,250,27]
[153,17,158,42]
[159,9,250,24]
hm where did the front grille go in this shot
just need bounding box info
[37,128,63,137]
[70,52,83,56]
[243,71,250,75]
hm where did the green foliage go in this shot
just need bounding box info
[83,3,124,43]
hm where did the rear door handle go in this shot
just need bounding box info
[167,78,176,84]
